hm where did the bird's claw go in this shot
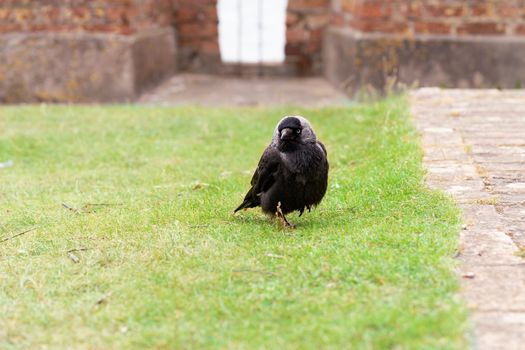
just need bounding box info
[275,201,295,229]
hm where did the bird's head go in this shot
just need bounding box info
[273,116,316,152]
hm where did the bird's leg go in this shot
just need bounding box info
[275,201,295,229]
[282,214,295,229]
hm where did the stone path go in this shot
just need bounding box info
[139,73,349,107]
[411,89,525,350]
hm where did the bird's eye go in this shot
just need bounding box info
[296,129,301,134]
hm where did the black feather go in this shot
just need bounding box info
[234,147,280,212]
[234,116,329,223]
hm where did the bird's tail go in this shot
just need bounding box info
[234,200,251,213]
[234,188,259,213]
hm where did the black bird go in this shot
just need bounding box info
[234,116,329,227]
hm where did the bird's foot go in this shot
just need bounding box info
[285,221,296,229]
[275,201,296,229]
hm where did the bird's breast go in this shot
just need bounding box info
[280,147,325,175]
[295,174,308,185]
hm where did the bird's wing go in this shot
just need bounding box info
[234,145,280,212]
[250,145,280,194]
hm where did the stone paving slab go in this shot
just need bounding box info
[473,312,525,350]
[411,88,525,350]
[138,73,350,107]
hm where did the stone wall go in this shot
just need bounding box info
[0,0,176,103]
[324,0,525,94]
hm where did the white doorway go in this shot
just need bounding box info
[217,0,288,64]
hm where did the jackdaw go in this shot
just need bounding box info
[234,116,329,227]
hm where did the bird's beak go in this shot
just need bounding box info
[280,128,294,141]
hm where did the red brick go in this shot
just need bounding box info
[0,8,11,20]
[199,40,219,54]
[106,7,128,23]
[425,4,464,17]
[176,6,216,22]
[286,27,309,43]
[457,22,505,35]
[175,7,199,22]
[351,20,409,34]
[286,12,300,26]
[43,6,61,22]
[470,4,494,17]
[71,7,90,21]
[12,8,33,22]
[179,22,217,38]
[28,23,75,32]
[353,3,384,18]
[305,28,323,52]
[0,23,21,33]
[397,2,422,18]
[415,22,451,35]
[305,13,331,29]
[341,0,356,13]
[498,4,520,19]
[285,43,303,55]
[331,13,345,27]
[81,23,123,34]
[515,24,525,35]
[288,0,330,11]
[177,0,216,6]
[179,37,201,49]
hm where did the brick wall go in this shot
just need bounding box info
[336,0,525,36]
[286,0,331,74]
[173,0,220,71]
[0,0,174,35]
[325,0,525,94]
[3,0,524,83]
[0,0,176,102]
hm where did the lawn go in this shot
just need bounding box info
[0,99,466,349]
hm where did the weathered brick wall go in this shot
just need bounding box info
[0,0,176,102]
[336,0,525,36]
[0,0,174,35]
[173,0,219,72]
[325,0,525,94]
[4,0,525,89]
[286,0,331,74]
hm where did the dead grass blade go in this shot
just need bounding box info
[0,228,36,244]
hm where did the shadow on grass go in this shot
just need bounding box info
[230,206,358,232]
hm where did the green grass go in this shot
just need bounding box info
[0,99,466,349]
